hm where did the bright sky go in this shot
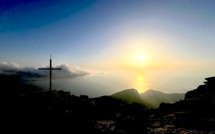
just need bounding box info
[1,0,215,96]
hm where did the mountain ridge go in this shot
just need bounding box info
[140,89,185,107]
[111,88,153,107]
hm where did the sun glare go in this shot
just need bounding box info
[136,53,145,63]
[134,51,148,67]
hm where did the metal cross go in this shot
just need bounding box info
[38,55,61,92]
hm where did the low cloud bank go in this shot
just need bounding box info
[0,62,96,80]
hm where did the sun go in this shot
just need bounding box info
[123,50,150,69]
[136,53,145,63]
[132,51,150,68]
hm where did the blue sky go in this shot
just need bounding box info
[1,0,215,96]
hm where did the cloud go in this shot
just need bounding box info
[0,62,42,78]
[52,64,95,78]
[0,62,96,80]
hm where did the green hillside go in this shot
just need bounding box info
[140,89,185,107]
[111,89,154,108]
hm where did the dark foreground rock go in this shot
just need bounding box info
[0,89,149,133]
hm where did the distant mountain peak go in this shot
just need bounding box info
[118,88,139,93]
[146,89,155,92]
[144,89,160,93]
[142,89,164,95]
[111,89,152,107]
[111,89,140,98]
[140,89,185,107]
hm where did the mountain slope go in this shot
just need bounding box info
[140,89,185,107]
[111,89,153,107]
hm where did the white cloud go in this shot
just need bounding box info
[0,62,96,79]
[53,64,95,78]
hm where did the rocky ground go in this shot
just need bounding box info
[147,112,215,134]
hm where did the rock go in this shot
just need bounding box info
[163,114,175,120]
[164,124,175,129]
[150,127,167,134]
[151,122,161,128]
[115,112,121,118]
[94,120,115,132]
[178,131,192,134]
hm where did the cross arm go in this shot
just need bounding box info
[38,68,49,70]
[38,68,62,70]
